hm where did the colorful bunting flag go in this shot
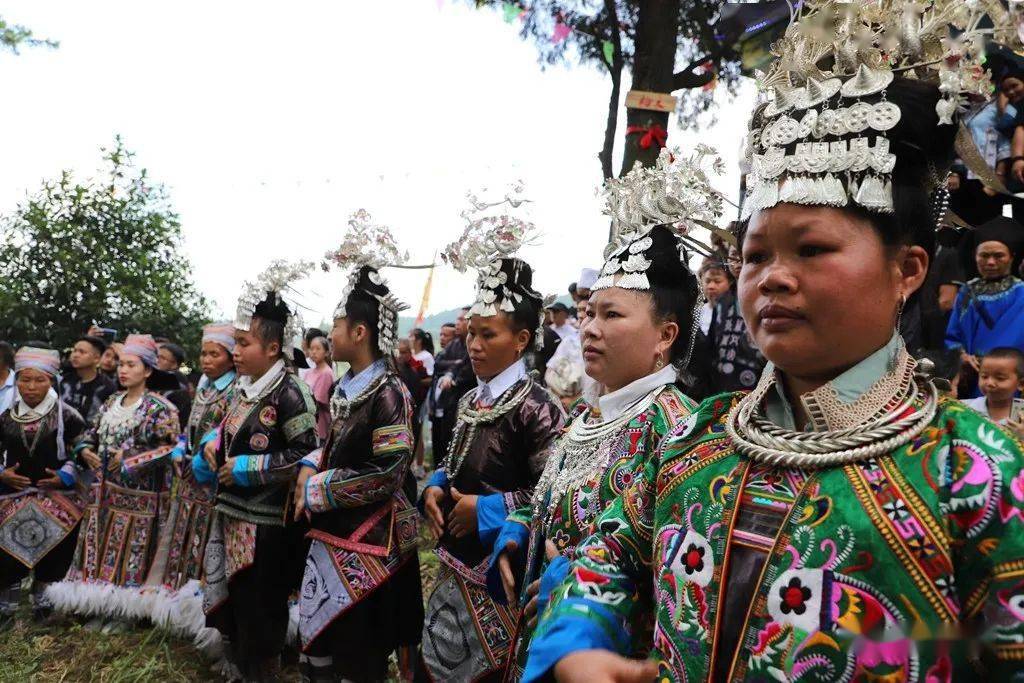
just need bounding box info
[602,40,614,65]
[502,2,519,23]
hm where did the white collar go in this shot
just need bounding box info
[476,359,527,407]
[598,364,677,421]
[239,359,286,401]
[14,388,58,420]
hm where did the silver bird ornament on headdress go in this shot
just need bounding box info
[323,209,411,356]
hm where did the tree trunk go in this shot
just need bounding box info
[598,0,624,181]
[619,0,680,176]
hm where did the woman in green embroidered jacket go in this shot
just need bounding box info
[527,4,1024,681]
[486,160,721,679]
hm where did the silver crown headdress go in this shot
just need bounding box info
[234,259,313,354]
[741,0,1023,221]
[443,183,547,350]
[594,145,727,292]
[323,209,411,356]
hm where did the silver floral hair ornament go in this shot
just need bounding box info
[741,0,1024,221]
[323,209,412,356]
[442,183,547,351]
[235,259,314,354]
[594,145,728,292]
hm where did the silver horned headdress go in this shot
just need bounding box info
[235,259,313,354]
[323,209,410,356]
[593,145,727,292]
[443,183,547,350]
[741,0,1023,220]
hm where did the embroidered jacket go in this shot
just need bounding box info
[491,385,697,680]
[213,370,318,525]
[0,402,85,488]
[297,369,420,648]
[527,394,1024,681]
[75,391,180,491]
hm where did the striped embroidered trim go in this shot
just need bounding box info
[284,412,316,441]
[121,445,175,474]
[305,471,334,513]
[371,425,411,456]
[846,462,957,620]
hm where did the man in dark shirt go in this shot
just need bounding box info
[59,335,116,425]
[429,308,475,464]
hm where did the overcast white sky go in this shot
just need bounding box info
[0,1,755,325]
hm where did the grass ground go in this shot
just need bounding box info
[0,519,441,682]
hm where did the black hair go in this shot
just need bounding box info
[643,226,702,366]
[344,266,390,359]
[250,316,285,357]
[304,327,326,345]
[982,347,1024,378]
[160,342,186,364]
[441,323,456,330]
[0,342,13,369]
[76,335,108,355]
[410,328,434,356]
[493,258,544,351]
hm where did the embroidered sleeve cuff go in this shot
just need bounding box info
[299,447,324,471]
[477,493,508,547]
[191,453,216,484]
[231,454,270,487]
[523,600,623,683]
[121,445,175,475]
[485,517,531,605]
[305,469,336,513]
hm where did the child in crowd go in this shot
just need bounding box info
[963,347,1024,433]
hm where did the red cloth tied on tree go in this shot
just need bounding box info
[626,123,668,150]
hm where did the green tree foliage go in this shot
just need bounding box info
[0,138,211,355]
[0,17,58,54]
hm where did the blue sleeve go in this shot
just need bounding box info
[485,519,531,604]
[535,556,570,618]
[57,461,77,487]
[944,289,967,351]
[169,434,188,462]
[476,492,507,547]
[191,452,216,484]
[231,454,261,486]
[417,468,449,514]
[522,600,624,683]
[197,428,219,448]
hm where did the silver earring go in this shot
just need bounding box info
[895,294,905,331]
[655,354,665,370]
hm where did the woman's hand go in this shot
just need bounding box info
[553,651,658,683]
[447,487,478,539]
[37,468,65,489]
[1013,158,1024,185]
[218,457,237,486]
[293,466,315,521]
[0,465,31,490]
[1008,416,1024,440]
[107,449,123,473]
[422,486,447,538]
[81,448,101,470]
[523,541,560,629]
[497,539,520,605]
[203,439,218,473]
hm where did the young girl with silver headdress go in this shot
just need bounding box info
[0,347,86,625]
[197,261,319,681]
[417,188,564,681]
[293,211,423,682]
[487,148,722,681]
[529,2,1024,681]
